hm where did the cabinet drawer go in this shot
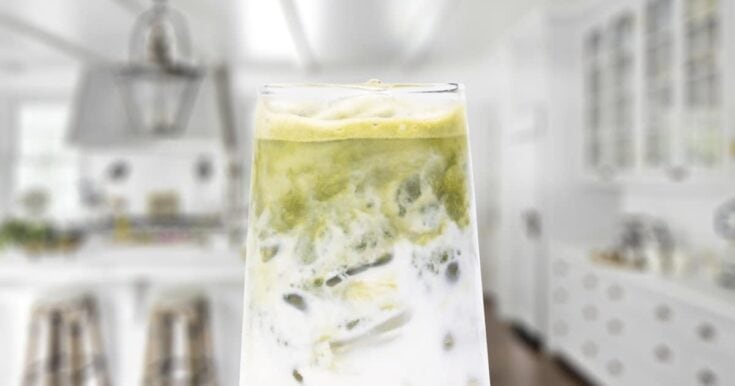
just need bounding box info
[550,252,735,385]
[669,351,734,386]
[669,301,735,360]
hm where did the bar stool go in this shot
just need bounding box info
[142,291,217,386]
[23,293,111,386]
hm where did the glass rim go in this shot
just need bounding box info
[259,82,463,96]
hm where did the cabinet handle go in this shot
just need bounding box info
[697,323,716,342]
[522,209,542,239]
[553,288,569,304]
[607,359,624,376]
[655,305,672,322]
[582,305,598,321]
[697,368,717,385]
[606,319,624,336]
[582,341,598,358]
[654,344,672,363]
[582,273,598,290]
[553,260,569,277]
[607,285,624,301]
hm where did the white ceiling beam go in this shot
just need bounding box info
[401,0,457,68]
[279,0,318,71]
[0,12,110,63]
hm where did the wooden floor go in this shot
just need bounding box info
[485,299,590,386]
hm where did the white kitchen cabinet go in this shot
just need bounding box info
[643,0,677,172]
[547,245,735,386]
[581,0,735,184]
[582,1,641,181]
[681,0,726,171]
[491,1,734,384]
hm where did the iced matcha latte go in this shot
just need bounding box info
[241,83,490,386]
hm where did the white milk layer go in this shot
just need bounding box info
[240,222,489,386]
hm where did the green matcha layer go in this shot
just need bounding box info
[251,97,471,266]
[254,136,468,224]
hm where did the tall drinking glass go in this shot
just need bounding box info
[241,82,490,386]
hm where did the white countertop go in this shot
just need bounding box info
[552,242,735,321]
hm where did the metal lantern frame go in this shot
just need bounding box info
[117,0,203,138]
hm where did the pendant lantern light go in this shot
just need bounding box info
[118,0,202,138]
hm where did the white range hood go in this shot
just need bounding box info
[68,65,222,149]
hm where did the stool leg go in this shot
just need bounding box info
[82,297,111,386]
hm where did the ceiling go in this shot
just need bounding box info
[0,0,230,71]
[0,0,591,74]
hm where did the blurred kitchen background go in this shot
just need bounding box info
[1,0,734,385]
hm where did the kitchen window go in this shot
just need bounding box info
[13,101,81,223]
